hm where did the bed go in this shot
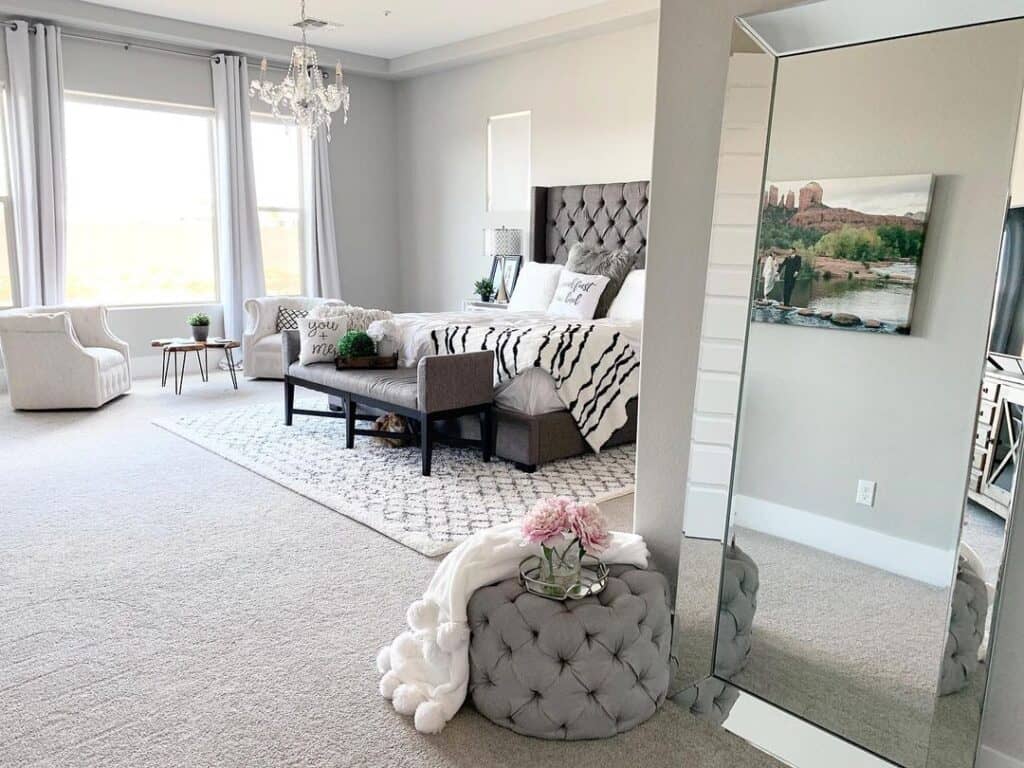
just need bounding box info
[334,181,650,470]
[438,181,649,470]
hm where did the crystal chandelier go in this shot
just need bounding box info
[249,0,350,140]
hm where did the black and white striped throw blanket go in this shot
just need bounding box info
[429,324,640,451]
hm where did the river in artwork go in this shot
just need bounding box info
[754,263,918,333]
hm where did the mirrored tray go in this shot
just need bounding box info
[518,554,609,600]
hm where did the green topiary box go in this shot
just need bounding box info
[335,354,399,370]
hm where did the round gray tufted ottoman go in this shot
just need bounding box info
[467,565,672,740]
[715,544,760,679]
[940,552,989,695]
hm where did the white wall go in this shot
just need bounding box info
[394,22,659,313]
[684,51,772,540]
[642,1,1024,765]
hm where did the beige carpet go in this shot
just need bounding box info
[0,378,782,768]
[727,528,985,768]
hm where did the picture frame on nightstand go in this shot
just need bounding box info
[487,254,522,302]
[487,255,503,289]
[501,255,522,296]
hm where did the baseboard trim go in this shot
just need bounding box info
[132,355,167,380]
[978,746,1024,768]
[594,486,635,504]
[733,494,954,587]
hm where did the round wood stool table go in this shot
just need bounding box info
[150,338,240,394]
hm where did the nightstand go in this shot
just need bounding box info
[463,299,509,312]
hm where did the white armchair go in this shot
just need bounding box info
[0,305,132,410]
[243,296,344,379]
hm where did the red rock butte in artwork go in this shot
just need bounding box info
[764,180,924,233]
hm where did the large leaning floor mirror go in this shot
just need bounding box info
[671,3,1024,767]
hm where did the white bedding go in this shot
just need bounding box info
[386,309,642,416]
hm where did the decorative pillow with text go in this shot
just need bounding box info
[298,316,349,366]
[546,270,610,320]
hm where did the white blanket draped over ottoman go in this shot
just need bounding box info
[375,522,648,733]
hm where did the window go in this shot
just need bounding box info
[252,116,303,296]
[487,112,531,212]
[0,91,14,308]
[64,95,217,305]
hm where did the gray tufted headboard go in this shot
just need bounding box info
[529,181,650,267]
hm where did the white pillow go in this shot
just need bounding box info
[298,316,349,365]
[310,304,393,333]
[607,270,645,322]
[507,262,563,312]
[307,300,350,319]
[546,270,611,320]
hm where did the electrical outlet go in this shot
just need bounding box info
[856,480,876,507]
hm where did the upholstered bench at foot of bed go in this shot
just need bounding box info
[466,565,672,740]
[280,330,495,476]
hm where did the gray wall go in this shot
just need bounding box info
[639,1,1024,765]
[394,22,659,313]
[324,71,400,311]
[735,25,1022,553]
[63,36,213,107]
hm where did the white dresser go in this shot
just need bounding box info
[970,353,1024,520]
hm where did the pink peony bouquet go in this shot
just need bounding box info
[521,496,610,557]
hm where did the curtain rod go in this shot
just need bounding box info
[0,19,295,71]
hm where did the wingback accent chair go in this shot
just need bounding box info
[0,305,132,410]
[242,296,345,379]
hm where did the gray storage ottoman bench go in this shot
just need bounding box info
[466,565,672,740]
[281,330,494,476]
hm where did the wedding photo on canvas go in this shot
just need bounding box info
[752,174,934,334]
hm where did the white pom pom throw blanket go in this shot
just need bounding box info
[375,522,649,734]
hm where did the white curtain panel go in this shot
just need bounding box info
[211,54,265,344]
[4,21,67,306]
[303,130,342,299]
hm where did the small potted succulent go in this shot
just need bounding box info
[474,277,495,303]
[336,330,376,359]
[187,312,210,342]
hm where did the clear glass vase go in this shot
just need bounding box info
[540,543,583,597]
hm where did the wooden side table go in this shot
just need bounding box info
[151,338,240,394]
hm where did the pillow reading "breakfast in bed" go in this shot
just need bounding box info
[546,270,610,320]
[298,316,349,366]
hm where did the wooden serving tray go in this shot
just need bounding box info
[335,354,399,370]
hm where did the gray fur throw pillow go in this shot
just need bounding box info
[565,243,638,318]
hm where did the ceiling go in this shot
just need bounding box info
[82,0,620,59]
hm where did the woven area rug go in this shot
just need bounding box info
[154,399,635,556]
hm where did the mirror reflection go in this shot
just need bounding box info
[715,20,1024,768]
